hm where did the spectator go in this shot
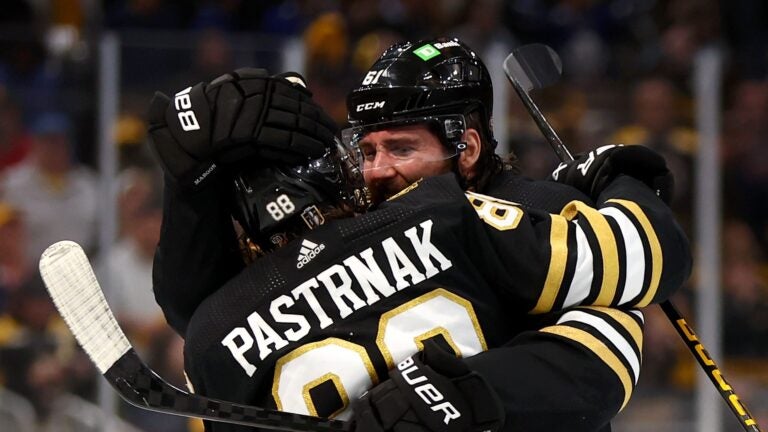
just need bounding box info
[165,28,236,93]
[722,79,768,251]
[721,0,768,79]
[97,168,165,352]
[120,327,193,432]
[0,273,72,363]
[113,113,154,171]
[0,384,36,432]
[0,90,33,172]
[721,219,768,357]
[104,0,184,30]
[0,33,62,118]
[189,0,271,32]
[1,337,140,432]
[302,11,354,124]
[350,29,403,74]
[1,337,64,423]
[0,111,98,262]
[450,0,518,54]
[0,268,102,407]
[656,0,720,85]
[258,0,333,37]
[610,76,696,219]
[0,201,32,314]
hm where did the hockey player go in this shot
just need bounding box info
[342,37,690,432]
[147,61,690,432]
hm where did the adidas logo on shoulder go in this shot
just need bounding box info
[297,239,325,269]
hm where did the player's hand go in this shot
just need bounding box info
[146,68,338,191]
[549,144,674,204]
[352,341,504,432]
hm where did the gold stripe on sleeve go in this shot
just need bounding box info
[607,199,663,307]
[531,215,569,313]
[541,325,633,410]
[561,201,620,305]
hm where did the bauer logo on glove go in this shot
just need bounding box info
[396,355,462,425]
[147,68,339,192]
[352,341,504,432]
[173,86,201,131]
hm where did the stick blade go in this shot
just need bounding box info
[503,43,563,92]
[39,240,130,374]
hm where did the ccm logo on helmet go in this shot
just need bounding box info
[397,356,461,425]
[356,101,386,112]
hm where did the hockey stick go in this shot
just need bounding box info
[503,44,763,432]
[39,240,352,432]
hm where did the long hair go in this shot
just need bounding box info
[464,110,520,192]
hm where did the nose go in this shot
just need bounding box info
[363,152,398,183]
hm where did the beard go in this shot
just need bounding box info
[363,158,455,205]
[366,178,412,205]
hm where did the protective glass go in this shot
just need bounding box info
[340,114,467,173]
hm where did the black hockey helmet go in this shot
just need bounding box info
[231,141,369,255]
[343,37,497,156]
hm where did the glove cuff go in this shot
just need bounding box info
[389,354,470,432]
[387,343,505,432]
[454,373,506,431]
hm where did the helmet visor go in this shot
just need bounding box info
[340,114,467,173]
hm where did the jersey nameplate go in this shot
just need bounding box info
[221,219,453,376]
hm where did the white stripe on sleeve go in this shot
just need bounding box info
[600,206,646,305]
[558,310,641,383]
[563,221,593,308]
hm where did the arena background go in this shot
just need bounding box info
[0,1,766,431]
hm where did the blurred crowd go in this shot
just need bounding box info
[0,0,767,431]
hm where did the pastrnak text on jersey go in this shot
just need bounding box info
[221,219,453,376]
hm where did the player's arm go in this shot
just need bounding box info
[151,176,244,336]
[472,173,644,431]
[350,306,639,432]
[147,68,338,335]
[466,145,691,313]
[464,306,642,432]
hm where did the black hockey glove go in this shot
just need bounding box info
[549,144,674,204]
[147,68,338,191]
[352,341,504,432]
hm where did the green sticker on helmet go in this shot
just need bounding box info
[413,44,441,61]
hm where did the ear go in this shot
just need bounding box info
[457,128,482,180]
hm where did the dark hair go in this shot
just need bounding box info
[464,110,519,192]
[231,145,369,257]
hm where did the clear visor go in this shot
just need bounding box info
[340,114,467,173]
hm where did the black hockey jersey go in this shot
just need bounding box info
[178,173,690,431]
[468,171,678,431]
